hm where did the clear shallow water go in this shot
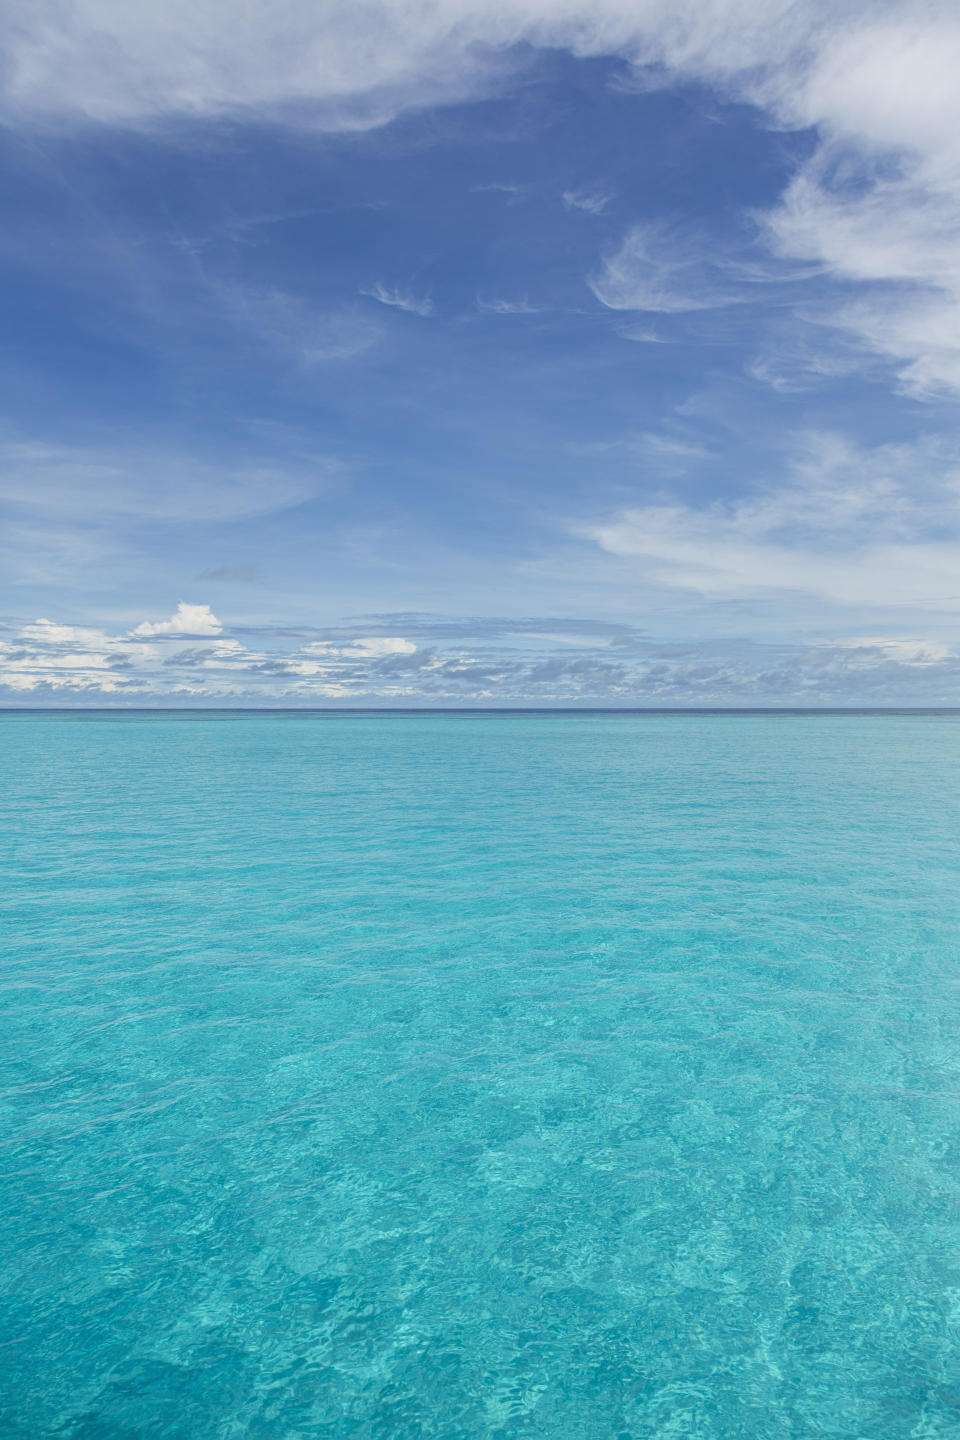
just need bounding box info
[2,711,960,1440]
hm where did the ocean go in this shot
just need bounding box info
[2,710,960,1438]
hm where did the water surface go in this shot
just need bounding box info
[2,712,960,1437]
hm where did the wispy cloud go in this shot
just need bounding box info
[2,0,960,710]
[3,2,957,396]
[360,283,433,316]
[476,296,540,315]
[745,333,866,394]
[562,189,612,216]
[0,1,807,134]
[0,428,354,601]
[818,636,953,666]
[617,324,666,343]
[219,283,383,362]
[751,13,960,395]
[579,431,960,610]
[0,433,339,525]
[759,142,960,396]
[589,225,738,313]
[195,565,261,583]
[470,183,527,202]
[302,636,417,658]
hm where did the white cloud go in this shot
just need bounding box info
[0,434,327,523]
[0,1,814,131]
[360,283,433,317]
[193,638,270,668]
[3,3,958,390]
[589,225,734,313]
[763,153,960,396]
[823,637,954,666]
[745,337,863,394]
[303,636,416,658]
[0,631,137,692]
[5,605,960,704]
[0,429,351,593]
[745,11,960,395]
[477,297,540,315]
[283,660,323,676]
[579,431,960,610]
[618,324,666,343]
[219,285,383,363]
[562,189,612,215]
[351,636,417,656]
[4,648,117,671]
[472,182,528,203]
[133,602,222,636]
[18,618,116,649]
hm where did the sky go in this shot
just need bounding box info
[2,0,960,706]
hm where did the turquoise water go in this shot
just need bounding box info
[3,711,960,1439]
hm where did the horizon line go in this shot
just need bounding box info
[4,706,960,717]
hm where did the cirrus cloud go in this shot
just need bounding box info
[579,431,960,609]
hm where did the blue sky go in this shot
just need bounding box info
[2,0,960,704]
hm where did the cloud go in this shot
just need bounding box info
[476,297,540,315]
[303,636,417,658]
[18,618,116,649]
[195,565,261,583]
[579,431,960,609]
[762,154,960,396]
[0,616,138,692]
[617,324,666,343]
[562,189,612,215]
[133,602,223,637]
[589,225,736,313]
[219,285,383,363]
[0,430,348,593]
[5,601,960,704]
[0,434,328,524]
[822,637,953,666]
[472,182,528,202]
[312,615,638,641]
[360,283,433,316]
[745,332,866,394]
[3,3,958,392]
[0,1,808,132]
[744,12,960,395]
